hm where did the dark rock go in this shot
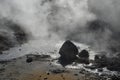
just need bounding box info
[19,49,22,51]
[94,55,99,60]
[47,72,50,75]
[107,57,120,71]
[93,53,120,72]
[107,65,120,72]
[110,75,120,80]
[26,57,33,63]
[93,54,120,72]
[76,49,89,64]
[94,54,107,68]
[107,65,120,71]
[78,49,89,58]
[58,40,78,66]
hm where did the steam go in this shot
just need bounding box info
[88,0,120,31]
[0,0,120,56]
[48,0,96,38]
[88,0,120,54]
[0,0,50,38]
[0,0,96,43]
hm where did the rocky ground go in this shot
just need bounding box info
[0,40,120,80]
[0,53,119,80]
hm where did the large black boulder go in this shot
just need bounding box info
[58,40,78,66]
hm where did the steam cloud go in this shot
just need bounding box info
[0,0,120,56]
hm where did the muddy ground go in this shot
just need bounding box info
[0,54,118,80]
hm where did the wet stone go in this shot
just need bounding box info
[26,57,33,63]
[58,40,78,66]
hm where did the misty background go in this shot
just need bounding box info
[0,0,120,59]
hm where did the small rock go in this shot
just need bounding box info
[26,57,33,63]
[76,49,89,64]
[110,75,120,80]
[46,72,50,75]
[94,54,107,68]
[78,50,89,58]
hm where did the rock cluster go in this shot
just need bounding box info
[93,54,120,72]
[94,54,107,68]
[58,40,89,66]
[58,40,120,72]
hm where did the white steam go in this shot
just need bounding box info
[48,0,96,38]
[0,0,120,59]
[88,0,120,54]
[0,0,96,39]
[88,0,120,31]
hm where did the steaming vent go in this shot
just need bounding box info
[0,18,28,52]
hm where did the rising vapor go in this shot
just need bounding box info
[0,0,119,58]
